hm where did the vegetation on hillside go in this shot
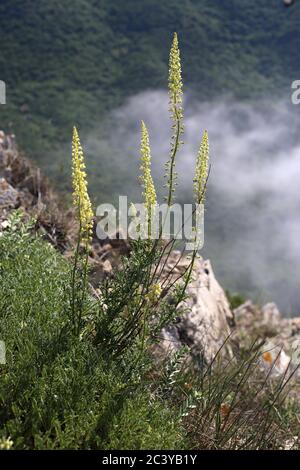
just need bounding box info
[0,0,299,184]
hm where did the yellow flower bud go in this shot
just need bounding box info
[194,130,209,204]
[168,32,183,123]
[165,33,184,207]
[72,126,93,244]
[146,283,162,303]
[140,121,157,232]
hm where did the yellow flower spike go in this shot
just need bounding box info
[168,32,183,123]
[140,121,157,234]
[165,32,184,207]
[72,126,93,244]
[194,130,209,205]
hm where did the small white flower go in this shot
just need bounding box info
[1,220,10,229]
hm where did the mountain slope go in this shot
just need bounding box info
[0,0,300,174]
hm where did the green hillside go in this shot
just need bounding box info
[0,0,299,190]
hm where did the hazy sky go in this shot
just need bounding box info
[86,90,300,315]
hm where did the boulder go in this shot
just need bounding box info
[0,177,19,209]
[157,252,233,364]
[234,300,300,380]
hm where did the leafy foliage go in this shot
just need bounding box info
[0,213,183,449]
[0,212,299,450]
[183,342,300,450]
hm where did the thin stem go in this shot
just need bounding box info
[166,105,181,207]
[71,220,82,331]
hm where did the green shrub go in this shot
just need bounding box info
[226,290,246,310]
[0,213,184,449]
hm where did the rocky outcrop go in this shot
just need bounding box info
[0,177,19,209]
[156,252,233,364]
[153,255,300,378]
[157,275,300,379]
[0,130,68,249]
[233,300,300,378]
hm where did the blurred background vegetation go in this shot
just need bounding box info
[0,0,300,193]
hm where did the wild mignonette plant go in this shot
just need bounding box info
[91,33,210,361]
[70,126,94,335]
[140,120,157,238]
[194,130,209,206]
[165,32,184,207]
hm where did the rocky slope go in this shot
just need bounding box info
[1,130,300,380]
[0,130,68,249]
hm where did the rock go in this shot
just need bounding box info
[86,228,131,286]
[0,130,5,147]
[261,340,291,377]
[0,130,69,250]
[233,299,300,347]
[156,253,233,365]
[151,326,182,362]
[102,259,113,275]
[0,177,19,209]
[282,436,298,451]
[234,299,300,381]
[155,259,300,379]
[108,229,130,255]
[178,258,233,363]
[261,302,282,332]
[233,300,281,345]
